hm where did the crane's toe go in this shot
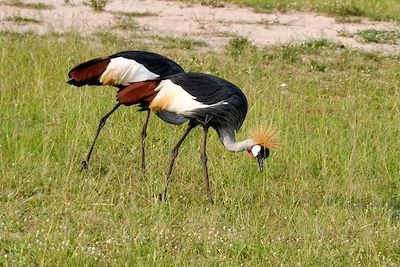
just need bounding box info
[81,160,89,170]
[153,192,167,202]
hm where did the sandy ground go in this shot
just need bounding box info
[1,0,399,52]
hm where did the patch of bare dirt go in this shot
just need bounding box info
[1,0,399,53]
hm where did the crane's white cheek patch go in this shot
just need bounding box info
[99,57,159,86]
[149,80,208,113]
[251,145,261,157]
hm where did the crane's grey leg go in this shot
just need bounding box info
[82,103,121,170]
[161,122,197,201]
[200,126,213,204]
[140,110,150,172]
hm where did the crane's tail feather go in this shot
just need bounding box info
[251,127,279,149]
[67,57,110,87]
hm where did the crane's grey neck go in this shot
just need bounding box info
[219,129,256,152]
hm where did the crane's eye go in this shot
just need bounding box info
[251,145,261,157]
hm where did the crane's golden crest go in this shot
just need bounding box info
[251,127,279,149]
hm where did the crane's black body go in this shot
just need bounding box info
[67,50,185,171]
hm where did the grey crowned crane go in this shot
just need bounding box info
[116,72,278,203]
[67,51,185,170]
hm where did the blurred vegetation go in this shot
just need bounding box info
[0,29,399,266]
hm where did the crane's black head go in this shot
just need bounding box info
[248,145,270,172]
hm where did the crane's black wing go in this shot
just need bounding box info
[165,72,248,133]
[111,51,185,78]
[68,51,184,87]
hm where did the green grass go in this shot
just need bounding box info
[335,16,363,24]
[182,0,400,22]
[4,15,41,24]
[355,28,400,44]
[108,11,156,32]
[199,0,226,7]
[2,0,52,10]
[110,16,140,31]
[339,28,400,45]
[1,31,400,266]
[83,0,110,12]
[156,36,208,50]
[225,37,255,55]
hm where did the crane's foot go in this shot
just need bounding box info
[154,192,167,202]
[81,160,89,170]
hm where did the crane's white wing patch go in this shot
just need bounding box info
[99,57,159,86]
[149,79,226,115]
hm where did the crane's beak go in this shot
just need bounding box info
[256,154,264,172]
[255,147,269,172]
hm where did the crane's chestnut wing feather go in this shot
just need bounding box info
[67,58,110,87]
[116,81,160,106]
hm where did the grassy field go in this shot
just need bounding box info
[188,0,400,22]
[1,30,400,266]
